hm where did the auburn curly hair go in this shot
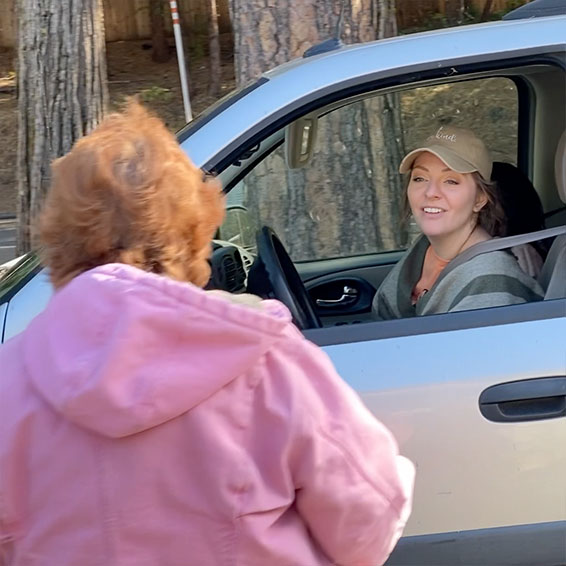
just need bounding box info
[38,100,224,289]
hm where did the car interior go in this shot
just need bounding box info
[208,58,566,332]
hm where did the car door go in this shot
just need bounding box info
[206,52,566,562]
[307,308,566,565]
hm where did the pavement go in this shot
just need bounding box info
[0,216,17,265]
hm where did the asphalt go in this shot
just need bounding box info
[0,218,16,265]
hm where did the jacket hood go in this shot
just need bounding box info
[23,264,292,438]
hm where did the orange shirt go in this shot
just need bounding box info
[411,246,450,305]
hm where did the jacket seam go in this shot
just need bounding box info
[231,363,263,566]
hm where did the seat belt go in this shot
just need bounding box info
[433,225,566,288]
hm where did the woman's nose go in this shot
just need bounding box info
[424,180,441,198]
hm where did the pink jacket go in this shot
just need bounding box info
[0,264,414,566]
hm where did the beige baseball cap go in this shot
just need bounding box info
[399,126,493,181]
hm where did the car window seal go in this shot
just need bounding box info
[305,299,565,346]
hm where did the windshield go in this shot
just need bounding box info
[0,253,41,303]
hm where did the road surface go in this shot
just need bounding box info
[0,222,16,265]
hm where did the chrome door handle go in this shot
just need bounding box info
[316,286,358,308]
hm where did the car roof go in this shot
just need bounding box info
[179,15,566,171]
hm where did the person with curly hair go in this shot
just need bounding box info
[0,101,414,566]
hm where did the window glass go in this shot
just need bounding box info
[220,77,518,262]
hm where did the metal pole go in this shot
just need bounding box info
[169,0,193,123]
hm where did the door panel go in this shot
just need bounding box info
[316,316,566,546]
[298,253,401,324]
[307,276,375,318]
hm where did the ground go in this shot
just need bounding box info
[0,35,235,216]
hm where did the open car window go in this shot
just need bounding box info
[219,77,519,264]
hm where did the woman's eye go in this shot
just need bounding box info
[445,179,459,185]
[411,176,425,182]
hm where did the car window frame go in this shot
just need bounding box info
[199,52,566,342]
[224,73,527,263]
[199,53,564,176]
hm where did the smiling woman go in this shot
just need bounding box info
[372,125,544,319]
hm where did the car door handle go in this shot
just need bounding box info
[479,376,566,423]
[315,286,358,308]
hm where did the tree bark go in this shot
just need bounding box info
[229,0,407,260]
[150,0,171,63]
[480,0,494,21]
[208,0,221,97]
[16,0,109,253]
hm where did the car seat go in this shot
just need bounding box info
[491,161,547,277]
[491,161,546,237]
[539,130,566,299]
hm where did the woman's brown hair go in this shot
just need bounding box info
[474,172,506,237]
[38,100,224,289]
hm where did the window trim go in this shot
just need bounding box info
[202,54,565,176]
[223,73,527,263]
[305,299,566,346]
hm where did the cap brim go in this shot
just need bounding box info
[399,145,480,176]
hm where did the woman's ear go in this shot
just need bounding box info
[473,189,489,212]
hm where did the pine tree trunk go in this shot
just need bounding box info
[444,0,466,25]
[480,0,494,21]
[208,0,221,97]
[229,0,407,259]
[150,0,171,63]
[16,0,109,254]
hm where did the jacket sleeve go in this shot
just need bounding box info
[287,338,415,566]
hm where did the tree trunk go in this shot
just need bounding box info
[457,0,466,24]
[229,0,407,260]
[445,0,466,25]
[150,0,171,63]
[480,0,494,21]
[16,0,109,254]
[208,0,221,97]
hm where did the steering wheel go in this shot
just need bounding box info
[253,226,321,329]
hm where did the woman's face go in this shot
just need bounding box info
[407,152,487,241]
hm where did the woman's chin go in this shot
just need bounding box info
[416,222,449,239]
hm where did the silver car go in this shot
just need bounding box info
[2,1,566,563]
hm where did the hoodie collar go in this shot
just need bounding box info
[23,264,291,438]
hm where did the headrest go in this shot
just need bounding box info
[555,130,566,203]
[492,161,545,236]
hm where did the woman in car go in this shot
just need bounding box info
[0,100,414,566]
[372,125,544,320]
